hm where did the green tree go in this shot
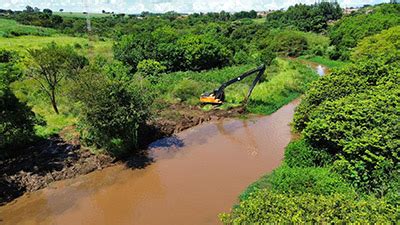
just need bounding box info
[27,43,87,114]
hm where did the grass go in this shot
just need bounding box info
[0,35,113,58]
[299,56,347,68]
[154,58,318,115]
[10,79,78,137]
[248,58,319,114]
[0,18,58,37]
[252,18,265,24]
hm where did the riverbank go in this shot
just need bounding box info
[0,100,299,225]
[0,104,243,206]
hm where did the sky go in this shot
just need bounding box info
[2,0,387,14]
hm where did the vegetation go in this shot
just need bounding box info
[0,50,37,156]
[328,4,400,60]
[222,9,399,224]
[0,18,57,37]
[1,2,398,222]
[68,64,153,156]
[265,2,342,33]
[27,42,87,114]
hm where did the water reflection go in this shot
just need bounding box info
[316,65,326,76]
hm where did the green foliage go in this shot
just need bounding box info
[328,4,400,60]
[172,79,203,103]
[270,30,308,57]
[27,42,88,114]
[305,88,399,193]
[240,166,353,202]
[248,59,318,114]
[0,18,57,37]
[284,139,333,168]
[221,189,399,224]
[0,50,36,155]
[137,59,166,78]
[69,66,153,156]
[351,26,400,64]
[294,27,400,194]
[114,31,231,72]
[298,55,347,68]
[265,2,343,33]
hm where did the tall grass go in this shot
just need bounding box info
[0,18,57,37]
[0,35,113,58]
[154,58,318,115]
[11,78,78,137]
[248,58,318,114]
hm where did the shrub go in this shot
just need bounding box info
[137,59,166,78]
[70,68,153,156]
[270,31,308,57]
[351,26,400,64]
[240,165,353,201]
[221,189,399,224]
[304,88,399,193]
[0,50,36,155]
[172,79,203,103]
[284,139,333,168]
[328,4,400,60]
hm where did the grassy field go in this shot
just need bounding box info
[252,18,266,24]
[0,18,58,37]
[0,35,113,58]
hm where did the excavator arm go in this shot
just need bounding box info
[200,64,266,104]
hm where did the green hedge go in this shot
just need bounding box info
[221,189,399,224]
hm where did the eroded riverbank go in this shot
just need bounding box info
[0,100,299,225]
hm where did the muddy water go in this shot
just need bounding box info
[0,100,299,225]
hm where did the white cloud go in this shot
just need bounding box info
[1,0,387,13]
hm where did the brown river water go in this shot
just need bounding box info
[0,100,299,225]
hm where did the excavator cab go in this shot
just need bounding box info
[200,64,266,105]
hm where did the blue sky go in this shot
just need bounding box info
[2,0,387,13]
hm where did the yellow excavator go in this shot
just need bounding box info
[200,64,266,104]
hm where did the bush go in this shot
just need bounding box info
[172,79,203,103]
[137,59,166,78]
[0,50,37,155]
[221,189,398,224]
[328,4,400,60]
[351,26,400,64]
[270,30,308,57]
[0,88,37,155]
[70,68,153,156]
[240,165,353,201]
[284,139,333,168]
[303,87,399,193]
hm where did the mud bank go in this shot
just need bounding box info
[0,104,243,206]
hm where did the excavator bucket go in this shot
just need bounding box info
[199,92,223,104]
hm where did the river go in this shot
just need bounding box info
[0,100,299,225]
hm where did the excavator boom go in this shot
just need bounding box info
[200,64,266,104]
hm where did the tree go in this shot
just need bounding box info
[24,6,34,13]
[27,43,87,114]
[43,8,52,15]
